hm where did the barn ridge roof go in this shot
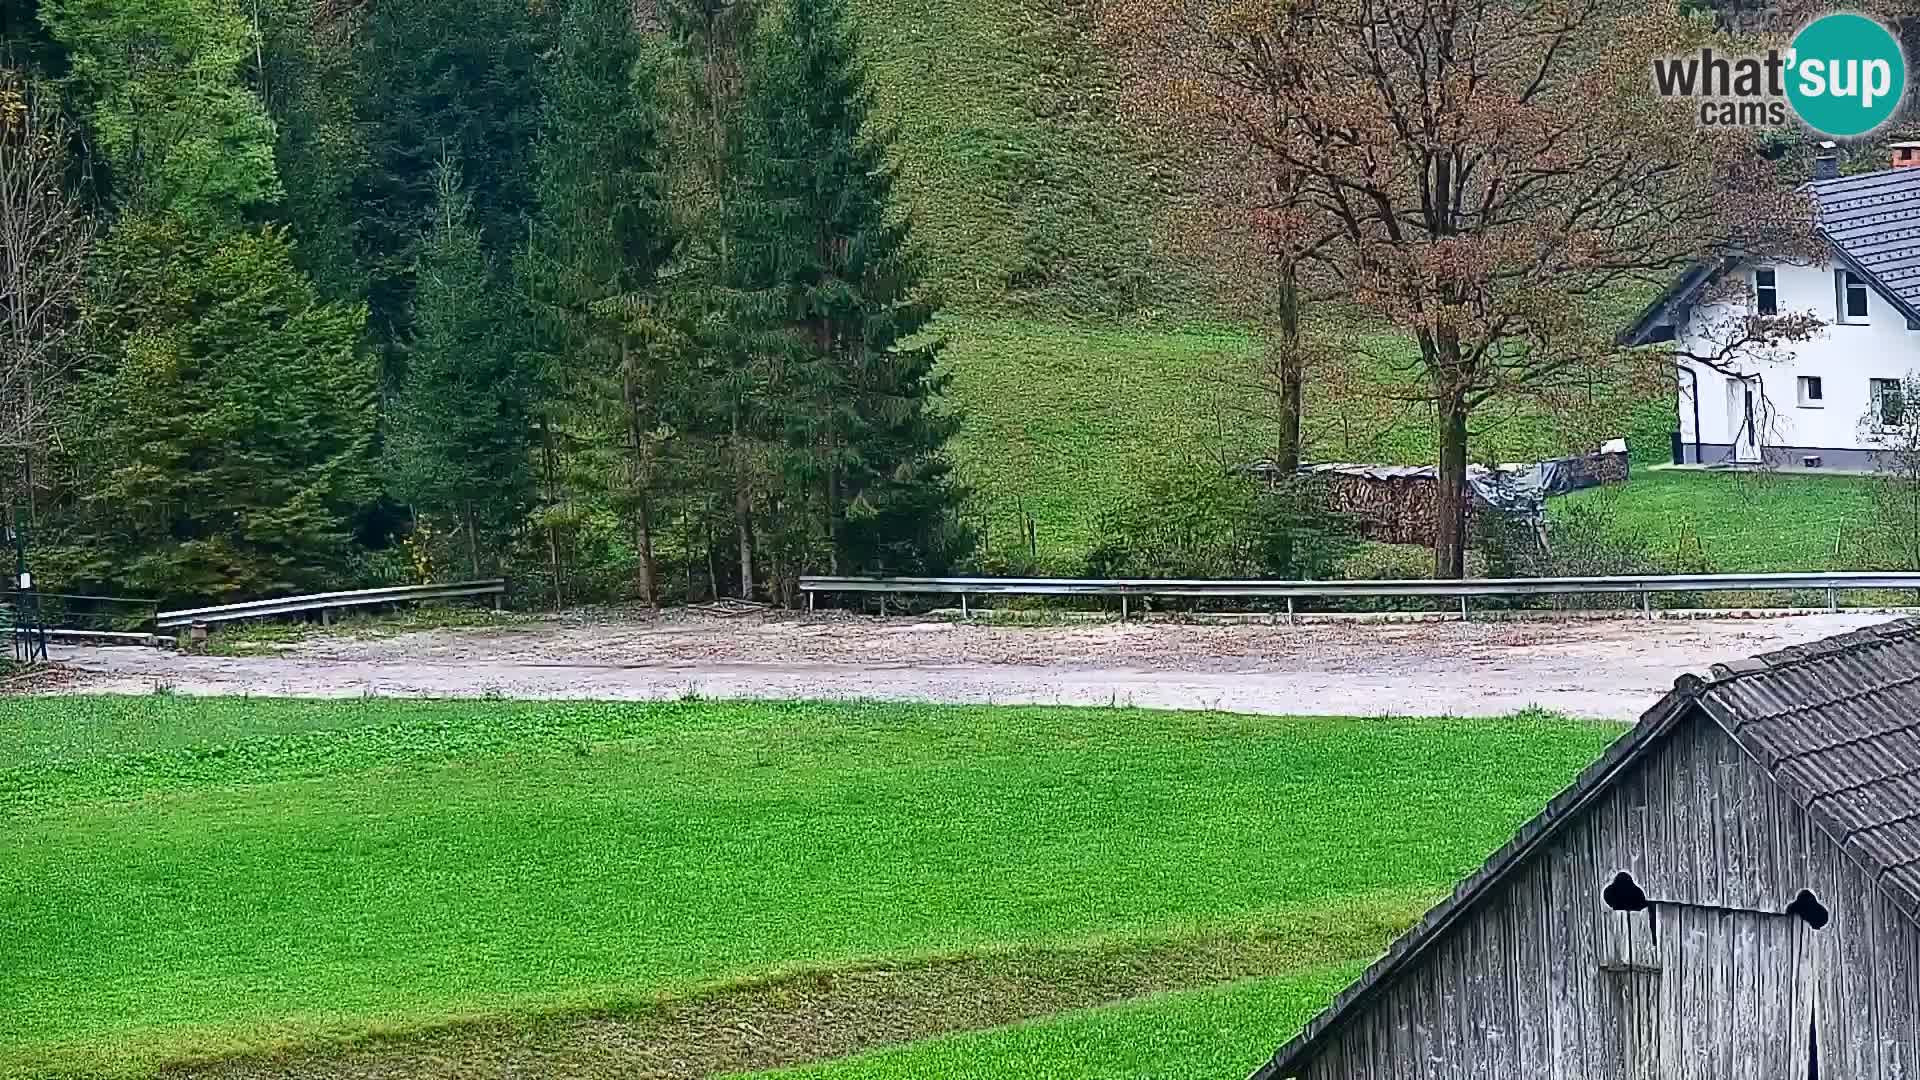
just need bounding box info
[1255,617,1920,1080]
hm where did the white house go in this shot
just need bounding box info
[1623,147,1920,469]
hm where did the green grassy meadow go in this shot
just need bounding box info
[0,695,1620,1078]
[1554,468,1877,572]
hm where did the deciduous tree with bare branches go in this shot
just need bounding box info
[0,70,91,511]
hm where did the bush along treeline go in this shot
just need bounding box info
[0,0,971,608]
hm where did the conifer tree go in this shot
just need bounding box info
[525,0,677,603]
[662,0,768,598]
[350,0,543,359]
[736,0,972,580]
[388,162,531,579]
[47,219,375,602]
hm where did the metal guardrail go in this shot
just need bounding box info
[5,591,163,655]
[156,579,507,629]
[799,572,1920,619]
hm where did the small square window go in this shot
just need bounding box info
[1798,376,1824,406]
[1838,270,1871,321]
[1755,267,1777,316]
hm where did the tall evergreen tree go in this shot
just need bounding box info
[525,0,677,603]
[46,218,376,602]
[737,0,972,582]
[254,0,365,302]
[662,0,768,598]
[350,0,543,358]
[388,162,531,579]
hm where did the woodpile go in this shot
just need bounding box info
[1247,442,1631,549]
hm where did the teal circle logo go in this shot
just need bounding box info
[1786,13,1907,138]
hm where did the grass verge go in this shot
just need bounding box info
[728,961,1367,1080]
[0,695,1619,1078]
[200,604,527,657]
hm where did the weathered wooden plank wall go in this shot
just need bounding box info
[1297,715,1920,1080]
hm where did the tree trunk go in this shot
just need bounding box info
[621,341,658,606]
[733,412,755,599]
[1275,261,1304,476]
[464,501,481,580]
[827,454,842,575]
[1434,389,1471,580]
[540,415,563,611]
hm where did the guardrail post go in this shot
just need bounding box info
[321,608,331,628]
[1641,588,1652,620]
[1827,587,1838,613]
[493,591,504,613]
[1287,596,1295,626]
[1120,594,1128,622]
[807,590,815,614]
[1459,595,1469,622]
[961,593,968,619]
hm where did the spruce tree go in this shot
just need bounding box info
[662,0,768,598]
[525,0,677,604]
[388,162,531,580]
[47,219,375,602]
[350,0,543,358]
[737,0,973,578]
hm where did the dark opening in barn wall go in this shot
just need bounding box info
[1604,871,1649,912]
[1787,889,1831,930]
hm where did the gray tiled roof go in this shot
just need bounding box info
[1255,618,1920,1080]
[1808,167,1920,325]
[1622,166,1920,345]
[1699,617,1920,918]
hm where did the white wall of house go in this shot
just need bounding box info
[1676,257,1918,463]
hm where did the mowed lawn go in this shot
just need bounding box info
[1554,468,1876,571]
[0,695,1620,1078]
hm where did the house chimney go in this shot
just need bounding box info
[1893,141,1920,169]
[1814,141,1839,181]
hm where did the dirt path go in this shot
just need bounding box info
[51,610,1897,720]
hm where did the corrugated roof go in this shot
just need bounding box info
[1255,617,1920,1080]
[1807,167,1920,326]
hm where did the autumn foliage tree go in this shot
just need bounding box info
[1099,0,1321,477]
[1122,0,1803,577]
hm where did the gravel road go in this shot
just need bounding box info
[47,610,1900,720]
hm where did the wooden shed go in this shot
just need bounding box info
[1256,619,1920,1080]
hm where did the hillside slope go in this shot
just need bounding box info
[850,0,1669,567]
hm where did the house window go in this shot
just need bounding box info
[1755,267,1778,315]
[1798,376,1824,406]
[1873,378,1905,429]
[1838,270,1870,321]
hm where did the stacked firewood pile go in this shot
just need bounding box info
[1306,466,1458,547]
[1255,441,1629,549]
